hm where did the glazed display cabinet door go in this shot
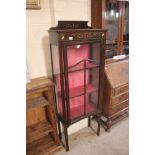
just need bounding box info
[91,0,129,57]
[105,0,120,57]
[105,0,129,56]
[122,1,129,55]
[62,42,101,123]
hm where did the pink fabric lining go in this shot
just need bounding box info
[58,95,96,120]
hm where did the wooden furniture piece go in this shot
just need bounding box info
[105,55,129,65]
[26,77,62,155]
[48,21,106,151]
[91,0,129,58]
[101,58,129,131]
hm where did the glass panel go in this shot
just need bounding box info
[86,68,99,114]
[54,74,63,115]
[70,96,84,120]
[68,70,84,121]
[105,0,119,58]
[68,71,84,98]
[67,44,90,67]
[123,1,129,55]
[86,92,98,113]
[92,43,100,63]
[51,45,66,119]
[66,43,100,121]
[67,43,100,72]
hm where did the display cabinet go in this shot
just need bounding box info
[91,0,129,58]
[48,21,106,151]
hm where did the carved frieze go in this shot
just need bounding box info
[58,32,104,41]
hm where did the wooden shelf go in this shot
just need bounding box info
[68,61,99,73]
[69,84,97,98]
[27,121,53,144]
[57,84,97,99]
[27,96,49,109]
[27,135,62,155]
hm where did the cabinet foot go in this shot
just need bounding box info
[64,125,69,151]
[88,116,91,127]
[58,119,62,140]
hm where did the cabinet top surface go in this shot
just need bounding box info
[26,77,53,93]
[48,28,107,33]
[105,59,129,88]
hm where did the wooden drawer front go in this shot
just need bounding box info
[111,92,129,105]
[110,100,129,116]
[112,84,129,96]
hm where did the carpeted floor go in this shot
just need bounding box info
[54,117,129,155]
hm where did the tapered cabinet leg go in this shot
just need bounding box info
[64,125,69,151]
[58,119,62,139]
[97,121,100,136]
[88,116,91,127]
[97,115,101,136]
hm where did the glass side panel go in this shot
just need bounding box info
[123,1,129,55]
[105,0,119,58]
[86,68,99,91]
[86,67,99,114]
[54,74,63,115]
[86,92,98,113]
[92,43,101,63]
[51,45,66,119]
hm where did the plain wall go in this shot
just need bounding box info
[27,0,91,135]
